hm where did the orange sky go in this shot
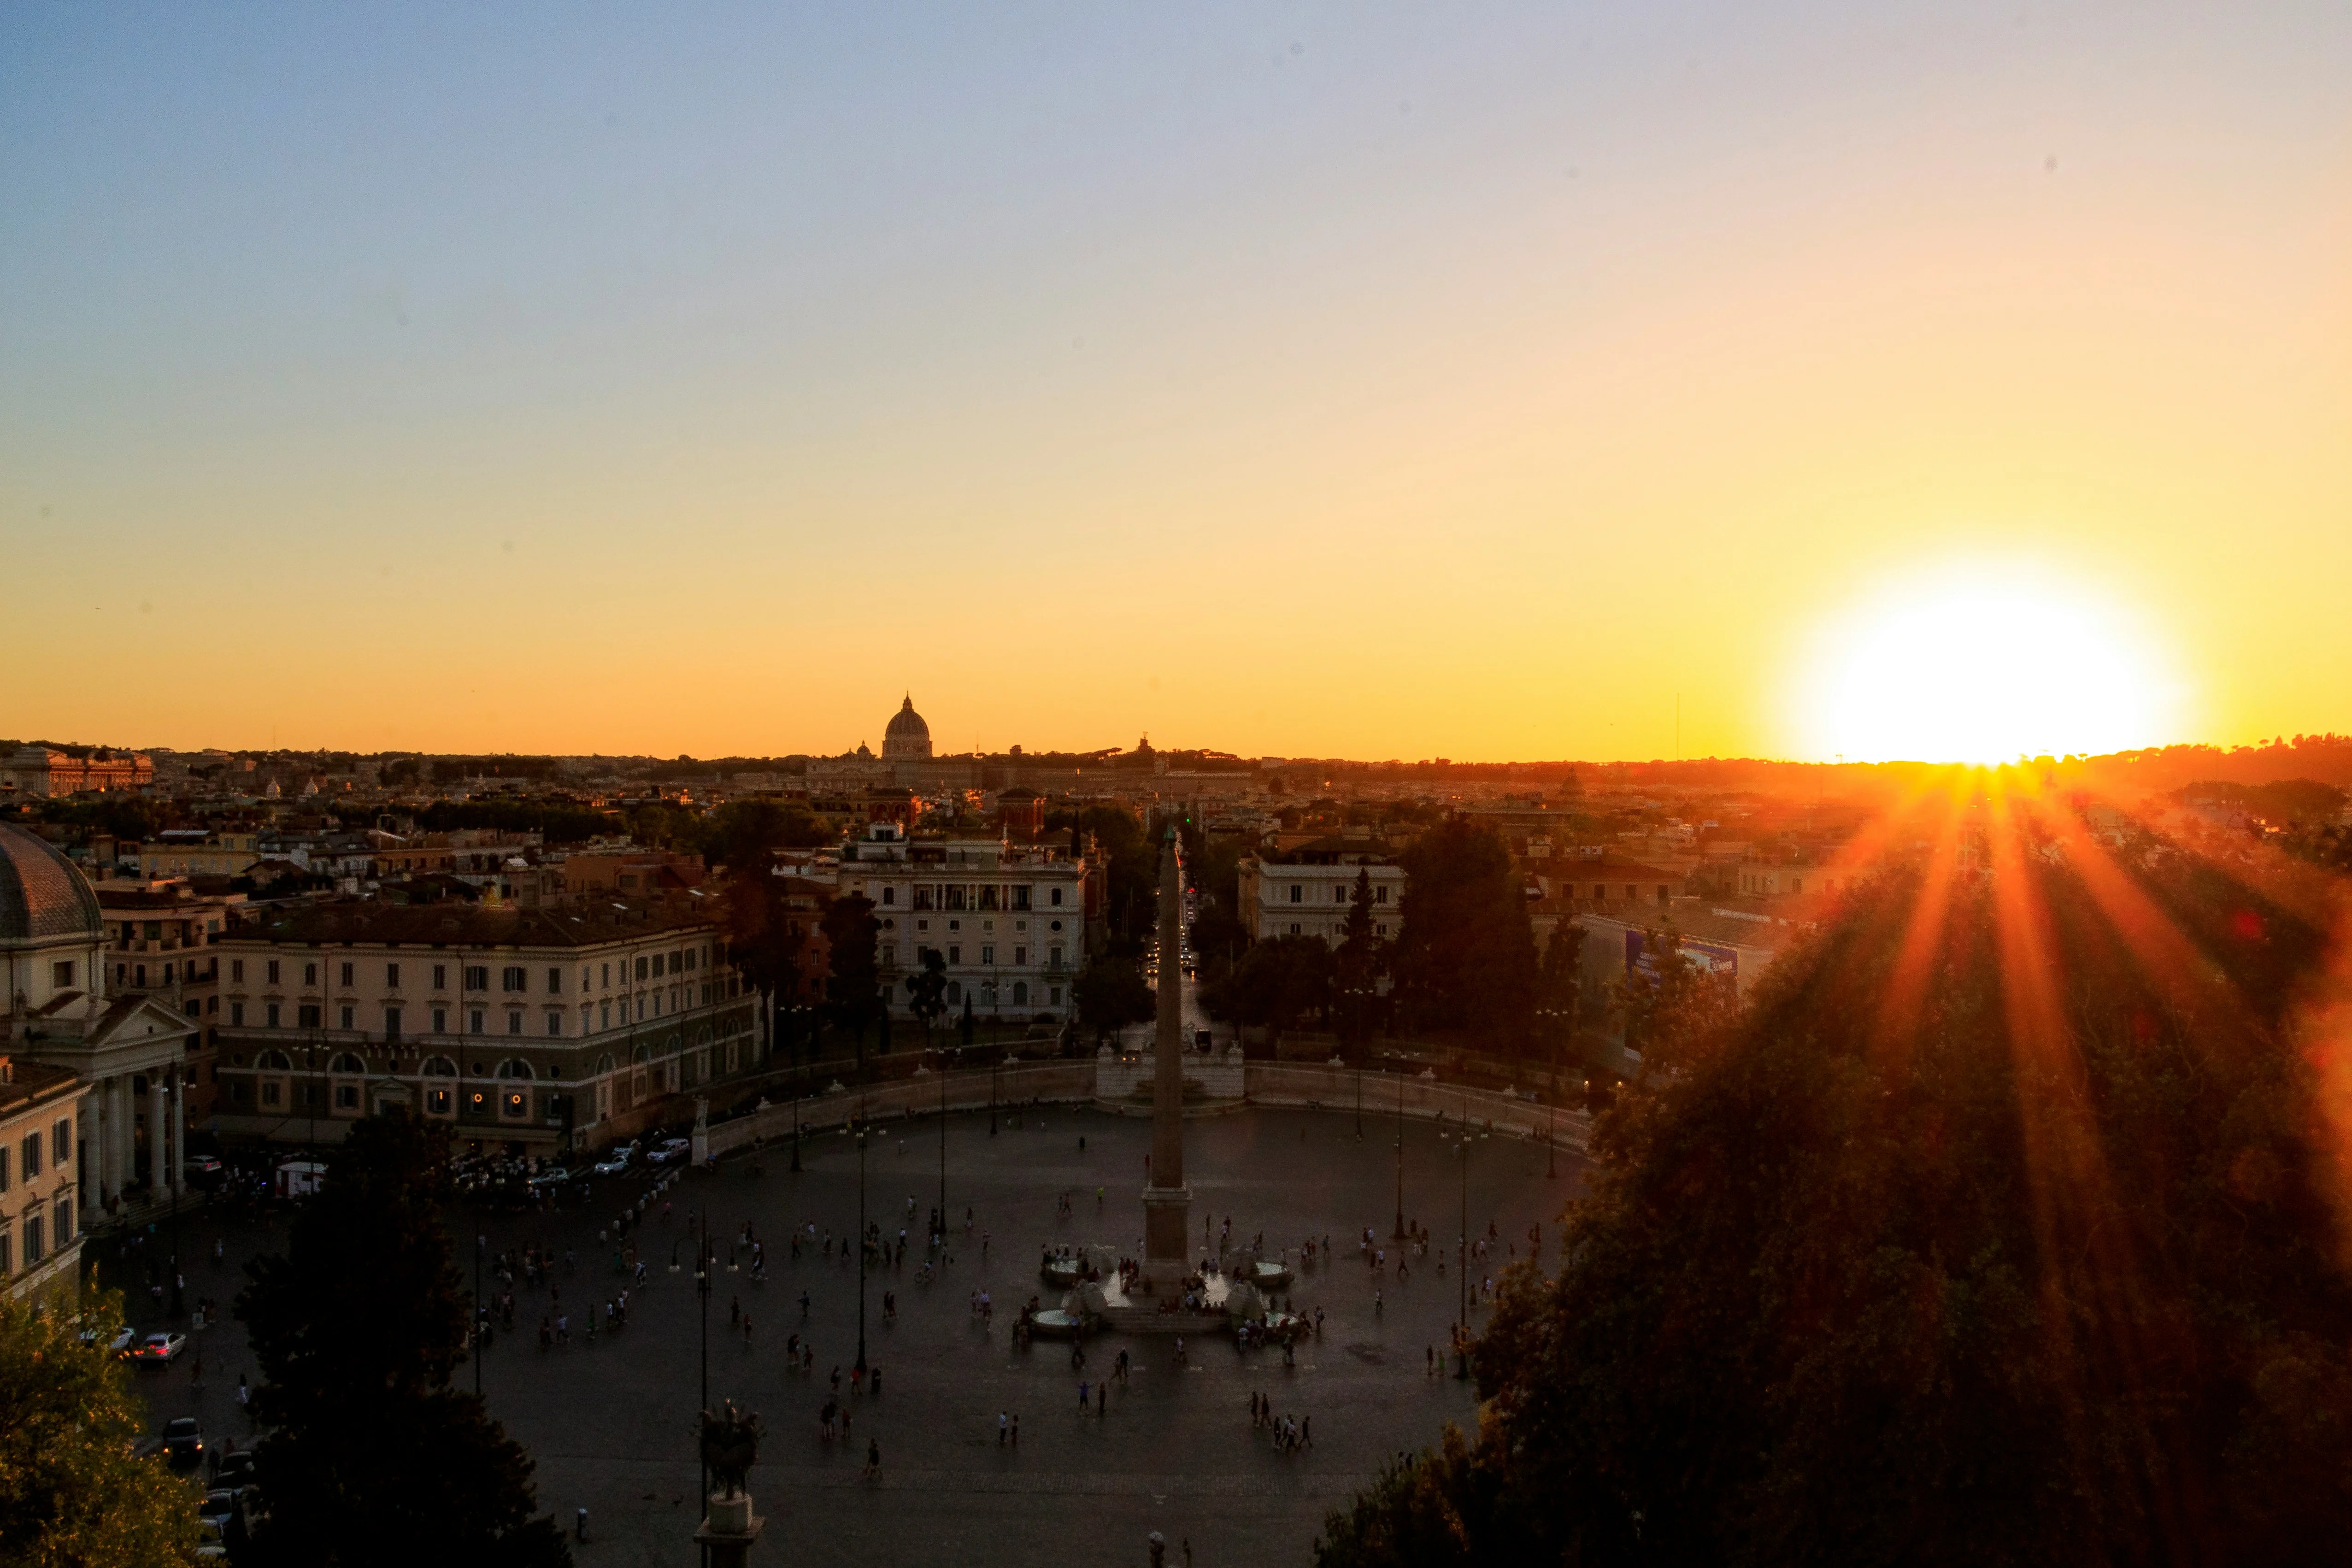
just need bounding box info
[5,6,2348,762]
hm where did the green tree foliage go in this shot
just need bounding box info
[1046,805,1157,940]
[0,1285,198,1568]
[236,1114,569,1568]
[414,800,616,846]
[1317,851,2352,1568]
[1218,934,1335,1043]
[1332,868,1388,1050]
[702,799,834,868]
[1074,951,1155,1040]
[819,892,883,1063]
[711,799,830,1061]
[1390,820,1538,1044]
[1611,923,1737,1077]
[909,948,950,1043]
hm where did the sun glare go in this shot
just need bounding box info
[1804,576,2176,764]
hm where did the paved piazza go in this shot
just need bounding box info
[104,1104,1587,1566]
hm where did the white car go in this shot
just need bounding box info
[79,1322,135,1356]
[648,1137,693,1166]
[591,1151,633,1176]
[134,1331,187,1365]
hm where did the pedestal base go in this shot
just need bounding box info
[695,1492,764,1568]
[1141,1183,1191,1265]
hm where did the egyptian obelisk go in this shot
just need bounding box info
[1141,824,1191,1265]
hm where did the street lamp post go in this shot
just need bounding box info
[854,1126,870,1376]
[475,1233,485,1398]
[790,1080,802,1175]
[1449,1133,1467,1382]
[937,1055,947,1241]
[989,1056,1000,1136]
[1391,1069,1407,1241]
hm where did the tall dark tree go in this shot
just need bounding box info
[236,1113,569,1568]
[1389,819,1538,1045]
[1318,843,2352,1568]
[1074,950,1154,1042]
[1333,866,1388,1053]
[909,948,948,1047]
[819,892,882,1070]
[1205,934,1334,1049]
[1535,919,1583,1092]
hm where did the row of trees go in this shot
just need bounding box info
[1316,838,2352,1565]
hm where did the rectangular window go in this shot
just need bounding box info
[1376,886,1390,903]
[385,1007,402,1040]
[0,1145,10,1191]
[465,966,488,991]
[636,957,649,981]
[23,1213,41,1267]
[230,1001,246,1027]
[266,1003,281,1028]
[502,966,526,992]
[600,962,610,987]
[547,966,563,994]
[947,945,961,965]
[507,1010,523,1035]
[232,958,246,982]
[22,1132,40,1178]
[53,1120,71,1163]
[335,1084,359,1110]
[1290,886,1302,903]
[298,1004,321,1029]
[432,1007,447,1034]
[340,962,354,986]
[1048,985,1063,1006]
[386,963,400,987]
[52,960,74,988]
[1049,945,1064,969]
[1013,946,1026,965]
[580,966,591,991]
[600,1001,611,1029]
[469,1009,485,1034]
[981,945,994,965]
[267,959,281,985]
[1012,886,1031,910]
[546,1012,563,1037]
[304,962,318,987]
[1049,887,1063,906]
[53,1197,72,1247]
[0,1231,10,1276]
[339,1005,354,1030]
[881,886,895,905]
[261,1081,281,1107]
[433,963,448,990]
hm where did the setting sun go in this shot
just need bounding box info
[1803,576,2179,764]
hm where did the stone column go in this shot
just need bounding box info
[113,1076,134,1202]
[170,1071,185,1198]
[149,1078,168,1192]
[1142,828,1191,1266]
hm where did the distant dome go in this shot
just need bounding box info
[0,822,103,943]
[883,695,933,760]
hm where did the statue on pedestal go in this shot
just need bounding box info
[700,1401,762,1499]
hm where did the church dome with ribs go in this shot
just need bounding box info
[0,822,103,943]
[883,695,933,760]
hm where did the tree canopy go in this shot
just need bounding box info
[236,1113,569,1568]
[1320,840,2352,1567]
[0,1285,198,1568]
[1390,820,1537,1044]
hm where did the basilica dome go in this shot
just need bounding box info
[0,822,103,943]
[883,695,933,760]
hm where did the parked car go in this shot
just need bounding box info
[591,1150,633,1176]
[183,1155,224,1181]
[196,1515,229,1561]
[134,1332,187,1365]
[197,1489,239,1523]
[161,1417,205,1469]
[648,1137,693,1167]
[78,1320,135,1356]
[527,1166,575,1189]
[214,1451,258,1489]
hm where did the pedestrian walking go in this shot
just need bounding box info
[864,1437,881,1479]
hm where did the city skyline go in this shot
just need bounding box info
[6,5,2348,762]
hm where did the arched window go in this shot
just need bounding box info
[257,1050,292,1070]
[422,1056,458,1077]
[1012,981,1029,1005]
[496,1058,534,1081]
[594,1053,617,1077]
[631,1044,652,1063]
[329,1052,365,1075]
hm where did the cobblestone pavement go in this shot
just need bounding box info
[103,1103,1586,1567]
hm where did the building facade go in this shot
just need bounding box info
[209,900,758,1151]
[1236,856,1406,944]
[1,746,155,797]
[1,824,201,1226]
[0,1054,89,1307]
[834,825,1088,1022]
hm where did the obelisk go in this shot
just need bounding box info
[1142,825,1191,1266]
